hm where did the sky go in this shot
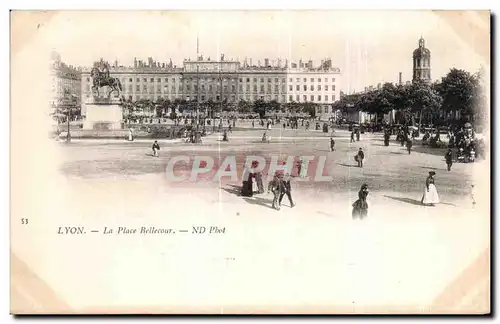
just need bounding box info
[40,10,489,93]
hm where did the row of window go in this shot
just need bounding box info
[289,84,336,91]
[86,84,290,93]
[289,77,336,83]
[118,94,289,103]
[415,70,430,79]
[85,76,338,84]
[288,95,335,102]
[86,83,337,93]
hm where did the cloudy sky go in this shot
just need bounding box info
[39,10,489,93]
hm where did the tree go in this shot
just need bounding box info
[52,87,79,123]
[437,68,477,121]
[268,100,281,113]
[253,99,267,119]
[285,101,301,114]
[204,99,217,118]
[173,98,188,114]
[155,97,170,117]
[121,97,135,118]
[237,99,253,114]
[301,102,318,118]
[407,81,443,126]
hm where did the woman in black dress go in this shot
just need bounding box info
[352,184,369,219]
[241,166,254,197]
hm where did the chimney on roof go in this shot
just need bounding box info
[399,72,402,85]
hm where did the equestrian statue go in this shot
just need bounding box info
[90,60,122,98]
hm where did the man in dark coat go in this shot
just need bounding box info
[152,140,160,157]
[330,137,335,151]
[356,148,365,168]
[445,149,453,171]
[350,131,355,143]
[279,173,295,208]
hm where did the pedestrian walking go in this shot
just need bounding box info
[421,171,440,206]
[406,138,413,154]
[279,173,295,208]
[355,148,365,168]
[384,132,390,146]
[356,129,360,141]
[445,149,453,171]
[330,137,336,151]
[254,166,265,194]
[152,140,160,157]
[268,172,285,210]
[350,131,355,143]
[352,184,369,219]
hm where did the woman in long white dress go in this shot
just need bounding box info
[421,171,440,206]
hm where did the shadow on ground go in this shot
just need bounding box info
[338,163,359,168]
[384,195,423,206]
[221,184,241,196]
[222,185,275,209]
[421,166,440,170]
[243,196,275,209]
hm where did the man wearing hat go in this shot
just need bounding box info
[445,149,453,171]
[279,173,295,208]
[252,160,265,194]
[355,148,365,168]
[268,171,285,210]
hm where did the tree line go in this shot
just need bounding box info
[120,97,322,119]
[333,68,487,126]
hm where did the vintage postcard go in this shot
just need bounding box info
[10,10,491,314]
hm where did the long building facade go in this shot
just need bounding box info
[80,55,341,120]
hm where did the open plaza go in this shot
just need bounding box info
[21,122,486,311]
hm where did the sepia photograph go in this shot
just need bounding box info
[10,9,491,314]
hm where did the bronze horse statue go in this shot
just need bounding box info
[90,67,122,98]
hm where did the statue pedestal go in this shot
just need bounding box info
[83,97,123,130]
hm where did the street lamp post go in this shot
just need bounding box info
[66,106,71,142]
[197,61,200,133]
